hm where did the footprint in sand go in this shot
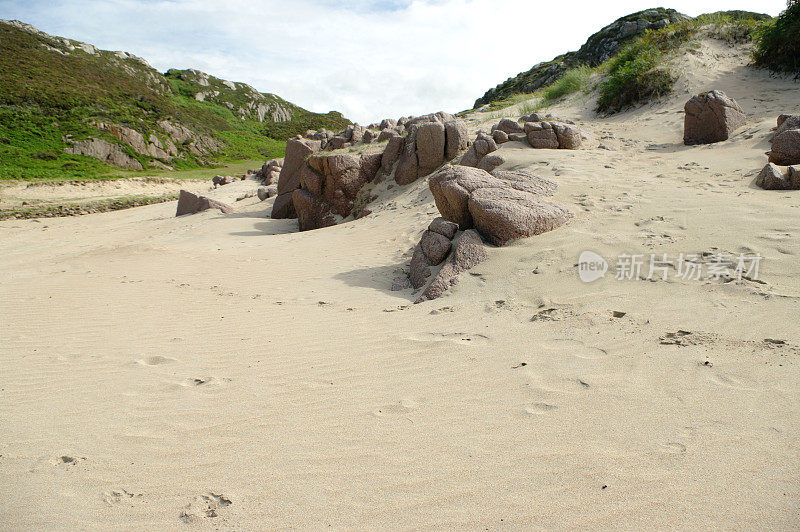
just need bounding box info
[103,488,143,505]
[537,339,608,360]
[373,398,418,417]
[137,355,176,366]
[524,403,558,415]
[659,442,688,454]
[179,492,232,523]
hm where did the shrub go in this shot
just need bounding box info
[754,0,800,74]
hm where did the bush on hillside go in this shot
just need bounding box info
[754,0,800,74]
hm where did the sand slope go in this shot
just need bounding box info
[1,39,799,529]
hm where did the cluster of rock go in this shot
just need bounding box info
[175,190,234,216]
[683,90,746,145]
[253,158,284,185]
[756,115,800,190]
[460,114,582,172]
[273,113,471,230]
[395,165,572,302]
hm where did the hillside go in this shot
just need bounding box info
[473,8,772,110]
[0,20,350,180]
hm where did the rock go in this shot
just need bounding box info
[362,130,377,143]
[272,138,321,219]
[351,124,365,144]
[391,275,412,291]
[395,130,420,185]
[420,230,452,265]
[212,175,235,187]
[416,230,488,303]
[429,165,560,229]
[293,189,336,231]
[477,154,505,172]
[257,187,269,201]
[684,90,746,145]
[468,188,572,246]
[755,163,793,190]
[776,115,800,136]
[507,133,528,143]
[266,185,278,197]
[326,136,351,150]
[495,118,524,134]
[429,217,458,239]
[406,112,456,127]
[416,122,446,177]
[409,245,433,289]
[492,130,509,144]
[553,122,582,149]
[769,129,800,166]
[380,118,398,130]
[64,138,143,170]
[377,129,400,142]
[791,167,800,189]
[176,190,234,216]
[382,135,405,173]
[444,120,469,161]
[520,113,543,123]
[525,122,559,149]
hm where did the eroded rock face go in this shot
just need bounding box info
[382,135,405,173]
[468,188,573,246]
[416,122,446,177]
[415,230,488,303]
[394,117,469,185]
[64,138,143,170]
[445,120,470,161]
[272,138,321,219]
[683,90,746,145]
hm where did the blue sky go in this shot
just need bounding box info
[2,0,788,123]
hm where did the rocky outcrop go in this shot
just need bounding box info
[175,190,234,216]
[525,121,582,149]
[394,117,470,185]
[258,158,284,185]
[415,230,488,303]
[272,138,322,219]
[292,152,382,230]
[64,138,143,170]
[460,132,498,168]
[770,115,800,165]
[683,90,746,145]
[157,120,221,155]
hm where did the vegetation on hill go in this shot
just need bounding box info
[0,21,350,180]
[754,0,800,74]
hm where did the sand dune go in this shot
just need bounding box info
[1,39,799,529]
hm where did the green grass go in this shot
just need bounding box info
[0,22,351,180]
[540,66,593,104]
[754,0,800,74]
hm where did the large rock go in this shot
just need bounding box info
[429,165,558,229]
[492,130,509,144]
[175,190,234,216]
[394,130,420,185]
[477,154,505,172]
[416,122,446,177]
[468,188,573,246]
[525,122,560,149]
[419,230,451,265]
[429,217,458,239]
[406,112,456,127]
[272,138,321,219]
[769,129,800,166]
[755,163,798,190]
[379,118,398,130]
[382,135,404,173]
[684,90,746,145]
[377,129,400,142]
[416,230,488,303]
[460,132,499,168]
[409,245,433,290]
[776,115,800,137]
[444,120,469,161]
[293,189,336,231]
[494,118,524,135]
[64,138,143,170]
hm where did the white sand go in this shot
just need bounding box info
[1,39,799,529]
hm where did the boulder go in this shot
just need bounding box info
[409,245,433,289]
[382,135,405,173]
[416,230,488,303]
[176,190,234,216]
[755,163,795,190]
[492,130,509,144]
[416,122,446,177]
[776,115,800,136]
[684,90,746,145]
[395,131,420,185]
[769,129,800,166]
[363,129,377,143]
[525,122,560,149]
[507,133,528,143]
[406,112,456,127]
[429,217,459,239]
[444,120,469,161]
[257,187,269,201]
[419,230,451,265]
[380,118,398,130]
[272,138,321,219]
[391,275,412,291]
[495,118,524,135]
[553,122,582,149]
[491,170,558,196]
[477,154,505,172]
[377,129,400,142]
[468,188,572,246]
[293,189,336,231]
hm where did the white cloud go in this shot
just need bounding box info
[4,0,788,123]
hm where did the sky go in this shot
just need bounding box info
[2,0,788,124]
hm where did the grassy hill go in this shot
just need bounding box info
[0,20,350,180]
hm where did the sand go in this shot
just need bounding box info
[1,38,799,529]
